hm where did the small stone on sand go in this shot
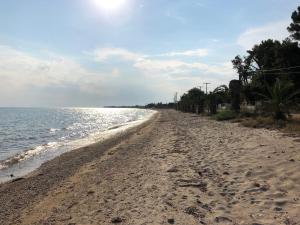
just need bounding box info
[111,217,123,223]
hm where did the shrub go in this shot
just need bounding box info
[214,110,237,121]
[241,116,274,128]
[241,116,288,129]
[258,79,300,120]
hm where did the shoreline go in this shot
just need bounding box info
[1,110,300,225]
[0,110,159,224]
[0,110,157,183]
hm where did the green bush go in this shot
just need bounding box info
[214,110,237,121]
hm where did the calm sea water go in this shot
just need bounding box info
[0,107,155,182]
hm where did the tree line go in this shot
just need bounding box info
[173,6,300,121]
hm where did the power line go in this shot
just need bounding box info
[263,71,300,75]
[251,71,300,76]
[256,65,300,72]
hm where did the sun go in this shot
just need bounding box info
[92,0,127,12]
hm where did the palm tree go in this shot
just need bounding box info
[259,79,300,120]
[207,85,230,115]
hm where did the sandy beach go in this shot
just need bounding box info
[0,110,300,225]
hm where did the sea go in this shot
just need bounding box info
[0,107,155,182]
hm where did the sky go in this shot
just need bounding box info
[0,0,299,107]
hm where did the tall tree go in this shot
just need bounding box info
[232,55,252,86]
[229,80,241,112]
[187,88,205,113]
[178,88,205,113]
[287,6,300,41]
[232,39,300,103]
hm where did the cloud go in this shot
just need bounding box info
[134,59,233,79]
[157,49,208,57]
[93,48,144,61]
[93,47,233,79]
[90,47,236,96]
[92,47,208,63]
[0,45,194,106]
[0,45,235,106]
[0,45,122,106]
[166,10,187,24]
[237,20,290,49]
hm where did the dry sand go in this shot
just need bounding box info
[0,110,300,225]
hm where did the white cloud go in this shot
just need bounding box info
[237,20,290,49]
[0,45,120,106]
[134,59,233,78]
[92,47,232,78]
[93,47,208,60]
[0,45,236,106]
[90,47,236,97]
[0,46,82,87]
[0,45,188,106]
[93,48,144,61]
[157,48,208,57]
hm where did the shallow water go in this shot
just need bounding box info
[0,107,154,182]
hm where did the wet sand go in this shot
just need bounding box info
[0,110,300,225]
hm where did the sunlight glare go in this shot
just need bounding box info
[92,0,127,12]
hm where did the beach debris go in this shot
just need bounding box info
[67,201,78,209]
[208,191,214,196]
[197,200,212,212]
[275,199,288,206]
[177,179,208,192]
[11,177,25,183]
[167,218,175,224]
[184,206,205,218]
[214,216,232,223]
[111,217,123,223]
[87,190,95,195]
[245,171,252,177]
[274,207,283,211]
[58,215,72,222]
[244,182,270,193]
[167,167,178,173]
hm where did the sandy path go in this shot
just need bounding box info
[1,110,300,225]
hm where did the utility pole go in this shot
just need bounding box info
[173,92,178,103]
[174,92,178,110]
[203,82,211,94]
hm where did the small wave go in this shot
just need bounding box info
[108,124,125,130]
[65,123,83,131]
[49,128,60,133]
[0,142,59,170]
[64,126,74,131]
[0,164,6,170]
[43,142,58,147]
